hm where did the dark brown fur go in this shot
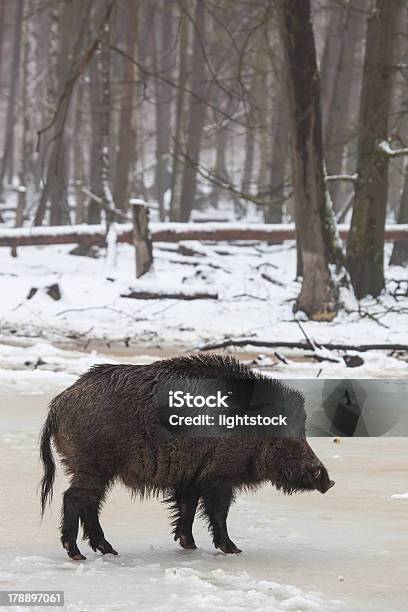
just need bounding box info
[40,354,334,559]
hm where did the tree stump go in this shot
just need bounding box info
[11,186,27,258]
[130,199,153,278]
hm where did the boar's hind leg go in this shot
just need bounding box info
[171,486,199,550]
[80,487,118,557]
[201,485,241,554]
[61,474,116,560]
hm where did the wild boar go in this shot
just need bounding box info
[40,354,334,560]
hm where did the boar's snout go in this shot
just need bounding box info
[314,466,335,494]
[319,477,335,494]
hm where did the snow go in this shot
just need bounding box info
[0,240,407,378]
[0,557,342,612]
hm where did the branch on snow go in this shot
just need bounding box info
[196,337,408,353]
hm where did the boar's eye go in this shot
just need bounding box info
[314,468,321,479]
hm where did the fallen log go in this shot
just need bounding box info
[0,222,407,248]
[152,222,408,242]
[197,338,408,352]
[121,284,218,300]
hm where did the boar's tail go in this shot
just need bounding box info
[39,409,57,517]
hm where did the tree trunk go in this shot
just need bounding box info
[320,1,368,211]
[0,1,6,78]
[346,0,400,299]
[281,0,337,321]
[112,1,139,213]
[0,0,24,199]
[35,1,93,226]
[21,0,38,209]
[169,7,190,221]
[152,0,174,220]
[390,162,408,265]
[241,58,261,200]
[210,120,230,209]
[98,18,114,216]
[73,84,86,224]
[87,56,104,223]
[49,2,72,226]
[264,102,288,224]
[177,0,208,222]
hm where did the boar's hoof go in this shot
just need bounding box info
[176,534,197,550]
[215,539,242,554]
[90,539,118,556]
[71,553,87,561]
[63,542,86,561]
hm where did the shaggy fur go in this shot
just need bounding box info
[40,353,334,559]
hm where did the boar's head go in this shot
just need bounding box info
[271,438,335,495]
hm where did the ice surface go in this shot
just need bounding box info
[0,364,407,611]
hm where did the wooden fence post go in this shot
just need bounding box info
[130,198,153,278]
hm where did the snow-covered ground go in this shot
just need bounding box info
[0,239,407,377]
[1,369,408,612]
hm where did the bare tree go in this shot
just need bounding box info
[169,6,190,221]
[280,0,338,321]
[175,0,208,221]
[112,1,139,214]
[346,0,401,299]
[151,0,174,220]
[21,0,38,207]
[0,0,24,200]
[390,161,408,265]
[320,0,368,211]
[35,1,94,226]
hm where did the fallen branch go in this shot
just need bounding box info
[121,286,218,300]
[231,293,268,302]
[197,338,408,352]
[82,187,130,222]
[260,271,285,287]
[295,321,339,363]
[155,252,230,272]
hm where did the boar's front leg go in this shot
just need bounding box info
[171,485,200,550]
[201,484,241,554]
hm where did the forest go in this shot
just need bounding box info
[0,0,407,330]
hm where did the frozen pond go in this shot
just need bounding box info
[0,367,407,612]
